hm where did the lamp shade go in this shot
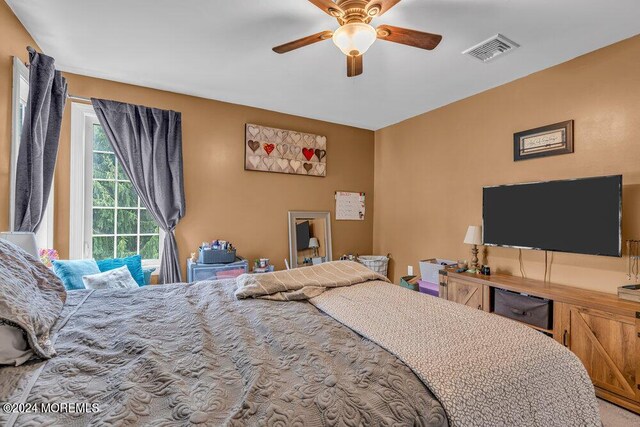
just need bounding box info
[332,22,377,56]
[308,237,320,249]
[0,232,38,258]
[463,226,482,245]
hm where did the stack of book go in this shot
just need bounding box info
[618,284,640,302]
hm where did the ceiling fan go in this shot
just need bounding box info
[273,0,442,77]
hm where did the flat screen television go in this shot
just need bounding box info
[296,221,311,251]
[483,175,622,257]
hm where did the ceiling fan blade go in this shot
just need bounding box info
[376,25,442,50]
[308,0,345,17]
[347,55,363,77]
[272,31,334,54]
[365,0,401,17]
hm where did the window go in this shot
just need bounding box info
[10,57,54,249]
[70,103,162,266]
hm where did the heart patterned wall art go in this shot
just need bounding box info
[245,123,327,177]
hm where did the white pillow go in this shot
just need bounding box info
[0,323,34,366]
[82,266,139,290]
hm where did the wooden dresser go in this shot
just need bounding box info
[439,270,640,414]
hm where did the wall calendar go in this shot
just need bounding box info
[335,191,365,221]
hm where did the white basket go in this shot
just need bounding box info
[358,255,389,277]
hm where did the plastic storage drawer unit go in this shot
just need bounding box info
[187,258,248,282]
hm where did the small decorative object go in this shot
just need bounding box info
[620,239,640,302]
[513,120,573,161]
[340,254,357,261]
[627,240,640,282]
[481,265,491,276]
[308,237,320,258]
[245,123,327,177]
[38,248,59,268]
[335,191,365,220]
[463,225,483,273]
[190,252,199,263]
[253,258,274,274]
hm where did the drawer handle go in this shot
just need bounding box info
[563,330,568,347]
[510,308,526,316]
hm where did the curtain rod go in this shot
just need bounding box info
[68,94,92,103]
[23,48,91,103]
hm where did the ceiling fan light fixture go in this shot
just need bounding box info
[332,22,377,56]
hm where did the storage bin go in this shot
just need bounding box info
[399,275,419,291]
[358,255,389,277]
[418,280,439,297]
[494,288,552,330]
[419,259,457,285]
[187,258,248,282]
[199,247,236,264]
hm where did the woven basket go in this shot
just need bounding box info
[358,255,389,277]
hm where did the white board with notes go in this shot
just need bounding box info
[335,192,365,221]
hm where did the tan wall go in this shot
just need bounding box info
[55,75,375,276]
[0,1,37,232]
[374,35,640,294]
[0,3,375,278]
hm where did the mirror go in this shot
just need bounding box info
[288,211,332,269]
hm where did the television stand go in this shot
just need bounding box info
[439,269,640,414]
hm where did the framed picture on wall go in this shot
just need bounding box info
[245,123,327,177]
[513,120,574,161]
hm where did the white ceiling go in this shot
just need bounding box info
[7,0,640,130]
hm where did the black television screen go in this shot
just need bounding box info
[483,175,621,257]
[296,221,310,251]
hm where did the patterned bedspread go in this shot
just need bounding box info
[310,281,601,427]
[0,280,447,426]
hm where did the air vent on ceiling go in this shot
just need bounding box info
[462,34,520,62]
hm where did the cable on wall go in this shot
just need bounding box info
[518,249,526,278]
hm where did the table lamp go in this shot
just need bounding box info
[0,231,39,258]
[308,237,320,258]
[463,225,482,273]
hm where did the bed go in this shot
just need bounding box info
[0,242,600,426]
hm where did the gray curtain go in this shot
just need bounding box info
[14,47,68,232]
[91,99,186,284]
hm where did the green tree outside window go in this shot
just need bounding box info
[91,124,160,261]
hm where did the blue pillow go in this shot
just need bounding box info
[96,255,145,286]
[52,259,100,291]
[142,267,156,286]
